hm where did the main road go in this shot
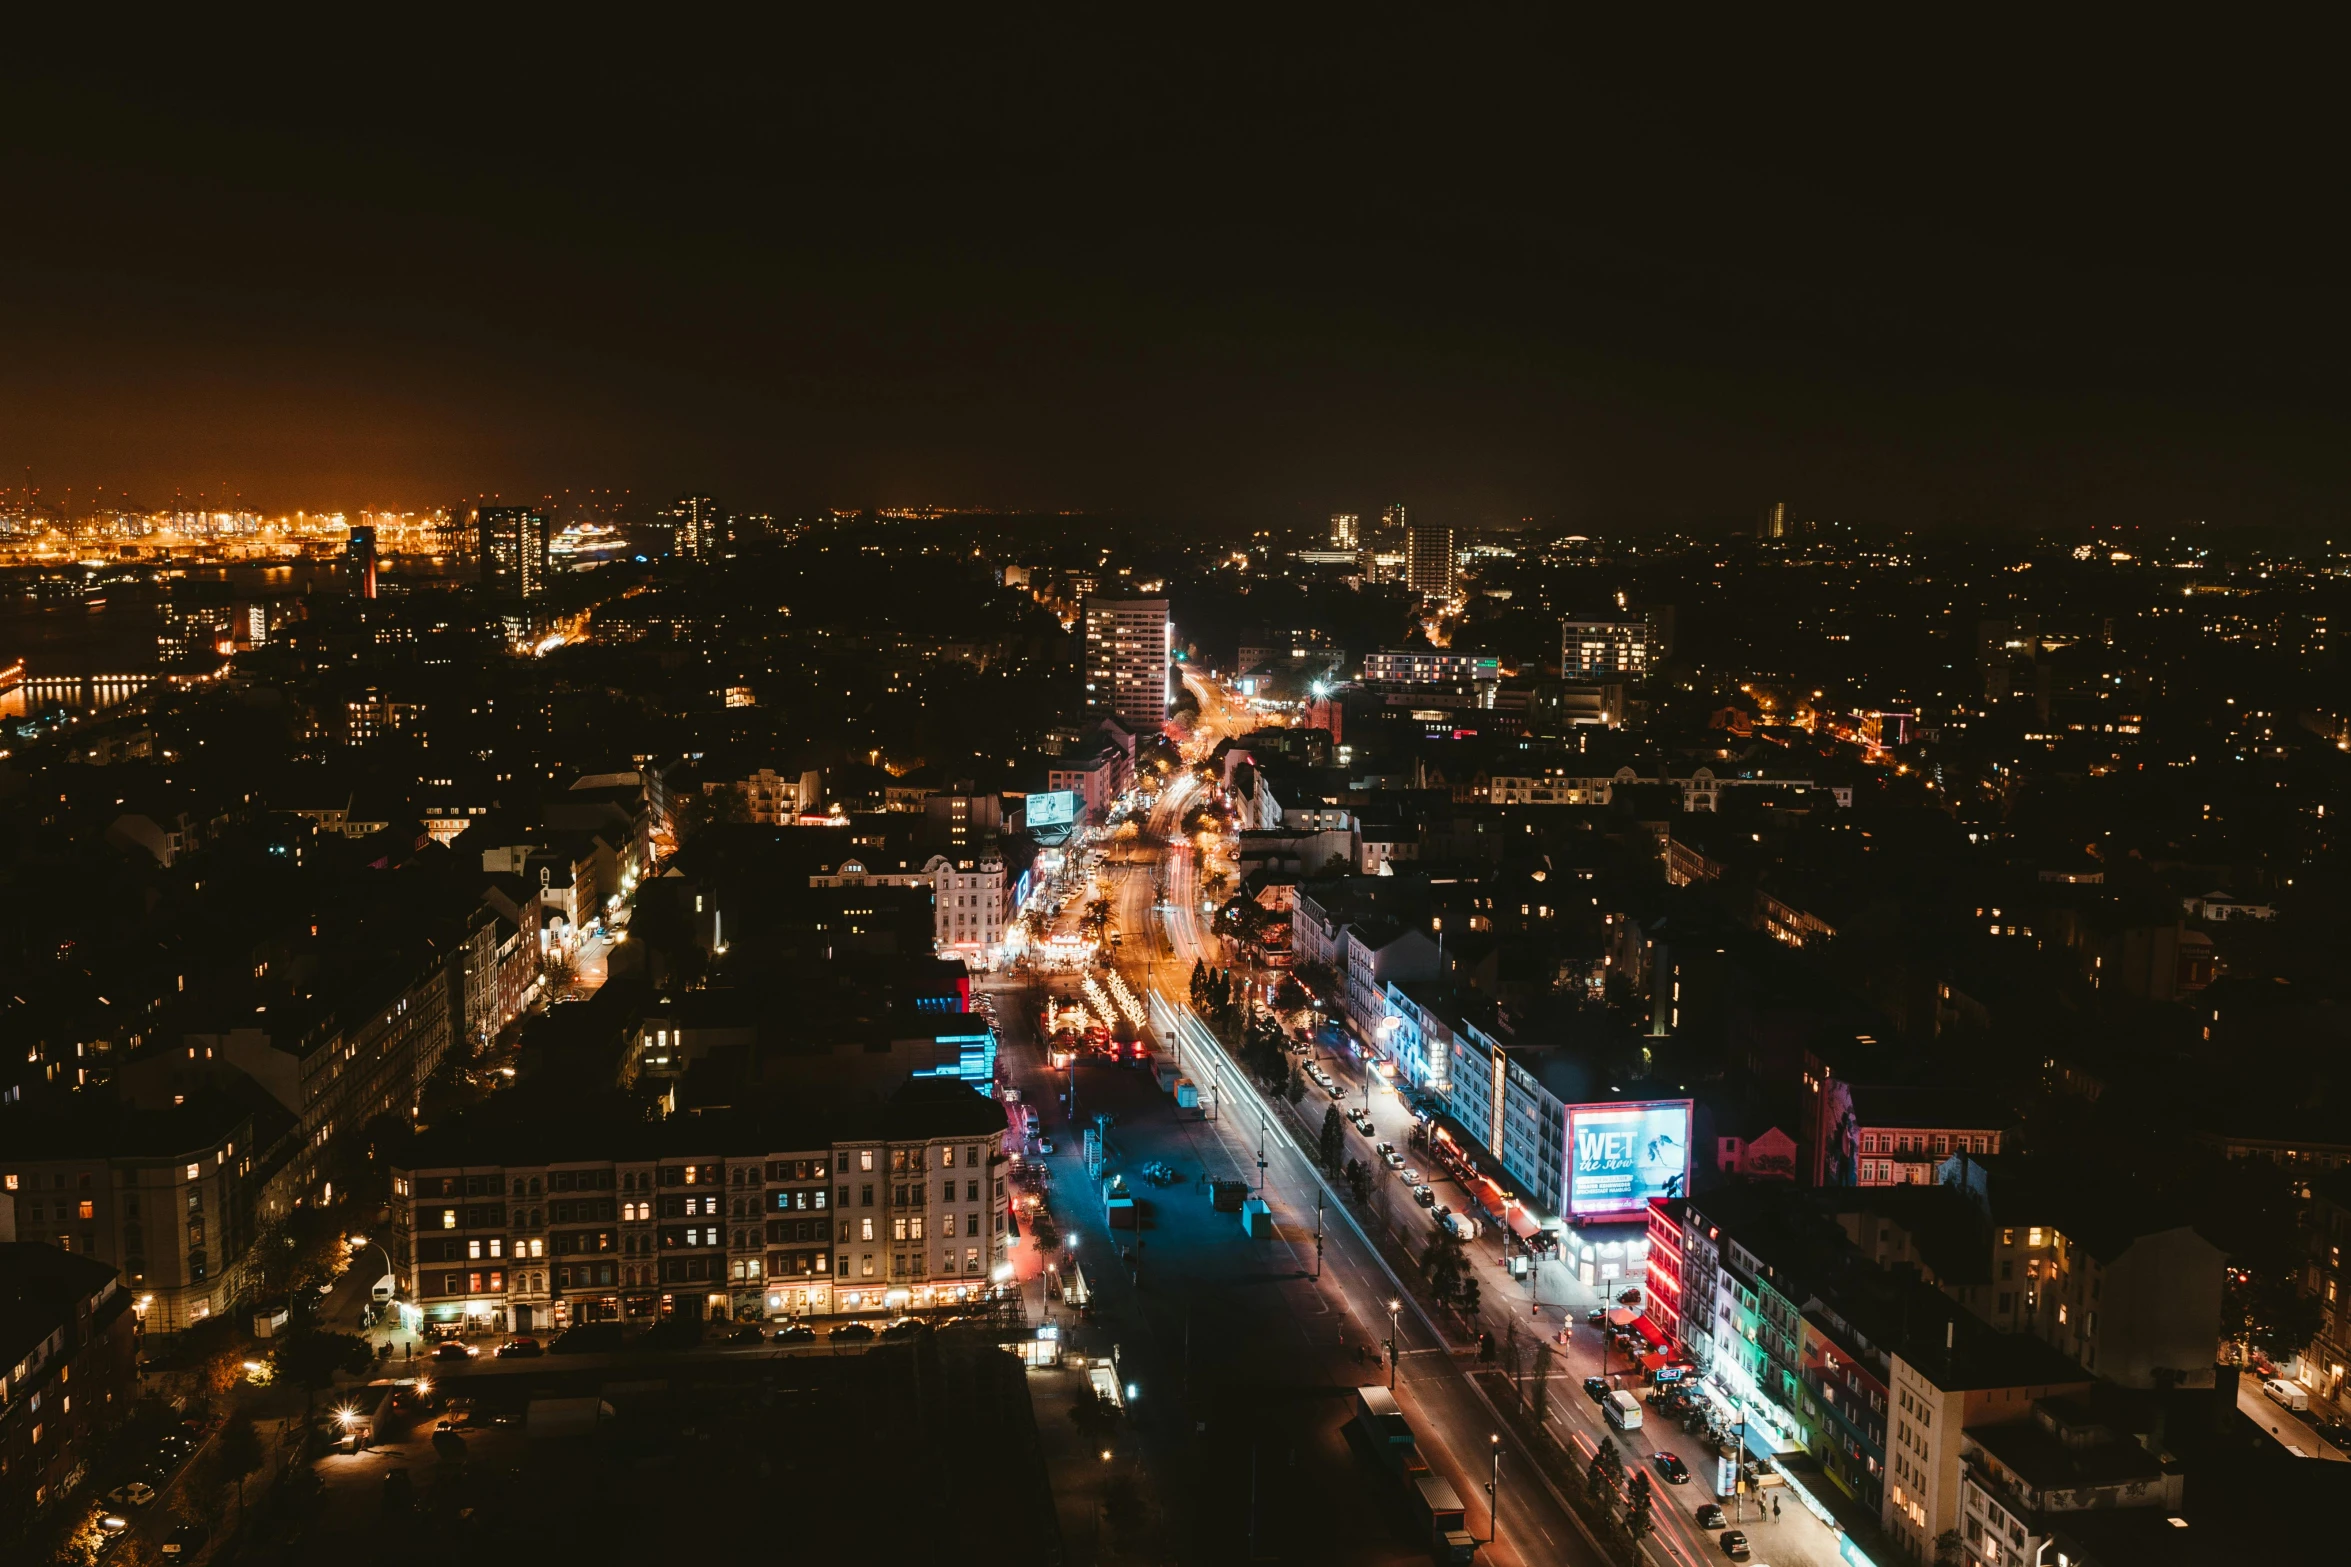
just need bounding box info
[1070,671,1605,1567]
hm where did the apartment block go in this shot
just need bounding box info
[389,1079,1011,1332]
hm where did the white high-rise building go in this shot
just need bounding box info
[1329,512,1360,550]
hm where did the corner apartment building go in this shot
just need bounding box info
[187,947,455,1209]
[1,1090,283,1334]
[811,852,1015,955]
[1082,596,1170,733]
[1952,1393,2183,1567]
[0,1246,139,1531]
[388,1080,1011,1331]
[1343,920,1440,1039]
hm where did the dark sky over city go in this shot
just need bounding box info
[3,19,2344,533]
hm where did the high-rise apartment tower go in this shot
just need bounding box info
[479,507,551,599]
[1082,596,1171,732]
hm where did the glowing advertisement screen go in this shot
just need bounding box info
[1026,790,1078,828]
[1567,1101,1692,1216]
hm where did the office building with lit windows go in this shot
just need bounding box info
[1561,616,1650,679]
[1403,517,1455,599]
[389,1078,1011,1330]
[478,506,551,599]
[1081,595,1170,732]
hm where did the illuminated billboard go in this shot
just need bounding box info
[1567,1100,1692,1216]
[1025,790,1078,829]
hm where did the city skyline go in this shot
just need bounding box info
[4,24,2349,533]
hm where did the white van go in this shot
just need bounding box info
[2264,1378,2311,1413]
[1604,1390,1644,1431]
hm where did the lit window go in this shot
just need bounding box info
[442,1210,457,1229]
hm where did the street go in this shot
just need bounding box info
[1055,667,1861,1567]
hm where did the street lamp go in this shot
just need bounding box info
[1487,1434,1503,1547]
[1387,1298,1402,1391]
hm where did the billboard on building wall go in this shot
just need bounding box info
[1567,1100,1692,1216]
[1025,790,1078,829]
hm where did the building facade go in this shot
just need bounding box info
[0,1246,139,1534]
[390,1084,1011,1331]
[1403,518,1455,599]
[1082,596,1170,732]
[1561,617,1649,680]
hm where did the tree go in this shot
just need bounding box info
[217,1414,264,1525]
[1933,1529,1967,1567]
[1586,1437,1624,1511]
[1345,1158,1373,1206]
[1285,1066,1306,1104]
[1319,1105,1347,1170]
[1455,1272,1482,1324]
[1424,1233,1465,1310]
[674,783,748,848]
[2227,1264,2325,1362]
[1190,958,1206,1001]
[1627,1470,1655,1540]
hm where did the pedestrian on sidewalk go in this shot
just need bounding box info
[1772,1496,1781,1523]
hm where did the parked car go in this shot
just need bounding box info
[881,1318,929,1340]
[1037,1137,1055,1155]
[1719,1529,1751,1561]
[1651,1452,1689,1484]
[494,1336,543,1358]
[1374,1142,1394,1157]
[433,1341,477,1361]
[727,1323,766,1344]
[105,1483,155,1510]
[161,1524,208,1558]
[1401,1167,1422,1184]
[1696,1504,1726,1530]
[774,1323,817,1343]
[1383,1151,1405,1169]
[1412,1186,1436,1207]
[1584,1376,1611,1403]
[832,1321,877,1342]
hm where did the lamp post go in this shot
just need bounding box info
[1487,1434,1503,1547]
[1387,1298,1402,1391]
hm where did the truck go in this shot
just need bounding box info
[1352,1385,1415,1461]
[1210,1179,1248,1213]
[1240,1197,1275,1236]
[1603,1389,1643,1432]
[1409,1476,1474,1563]
[1154,1061,1181,1093]
[1174,1077,1201,1110]
[1103,1176,1138,1229]
[1438,1211,1480,1242]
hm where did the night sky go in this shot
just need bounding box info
[3,19,2344,533]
